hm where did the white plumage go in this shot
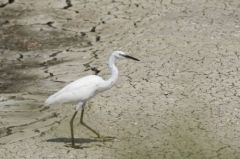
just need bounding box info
[45,51,139,148]
[45,75,104,105]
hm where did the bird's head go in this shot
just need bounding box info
[113,51,140,61]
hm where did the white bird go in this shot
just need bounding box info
[45,51,139,148]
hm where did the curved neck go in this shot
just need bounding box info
[107,54,119,85]
[99,54,119,91]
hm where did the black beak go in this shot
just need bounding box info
[122,54,140,61]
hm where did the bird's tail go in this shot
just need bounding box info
[45,94,57,106]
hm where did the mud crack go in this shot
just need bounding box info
[63,0,72,9]
[0,0,14,8]
[83,62,100,75]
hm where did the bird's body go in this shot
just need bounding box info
[45,75,105,106]
[45,51,139,148]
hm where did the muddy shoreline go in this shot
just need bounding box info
[1,0,240,158]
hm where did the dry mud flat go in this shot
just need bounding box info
[1,0,240,159]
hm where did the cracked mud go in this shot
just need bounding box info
[1,0,240,159]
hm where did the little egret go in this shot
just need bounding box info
[45,51,139,148]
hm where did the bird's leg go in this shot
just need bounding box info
[80,105,100,138]
[70,110,78,147]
